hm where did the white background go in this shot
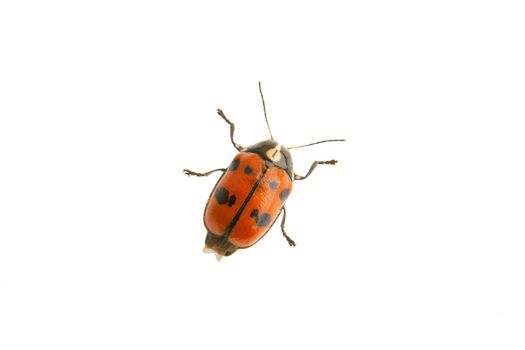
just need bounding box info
[1,1,524,349]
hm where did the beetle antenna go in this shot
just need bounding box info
[259,81,274,140]
[288,139,346,150]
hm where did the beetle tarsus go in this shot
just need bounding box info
[284,232,296,247]
[183,168,226,177]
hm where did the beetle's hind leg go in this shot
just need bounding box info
[183,168,226,177]
[280,206,296,247]
[216,108,244,152]
[294,160,338,181]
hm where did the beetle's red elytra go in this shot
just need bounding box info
[183,82,344,260]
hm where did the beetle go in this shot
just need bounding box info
[183,82,344,260]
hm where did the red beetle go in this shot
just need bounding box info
[184,83,344,260]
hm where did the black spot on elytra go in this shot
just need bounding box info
[215,186,237,207]
[229,157,240,171]
[244,166,253,174]
[279,188,290,202]
[256,213,272,227]
[214,187,229,204]
[249,208,272,227]
[269,181,279,190]
[227,194,236,207]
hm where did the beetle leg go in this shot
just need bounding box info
[216,108,244,151]
[294,160,338,181]
[183,168,226,177]
[280,206,296,247]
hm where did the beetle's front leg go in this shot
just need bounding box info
[293,160,338,181]
[183,168,226,177]
[216,108,244,152]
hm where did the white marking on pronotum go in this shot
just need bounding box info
[266,144,282,162]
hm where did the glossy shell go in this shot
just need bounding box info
[203,151,292,257]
